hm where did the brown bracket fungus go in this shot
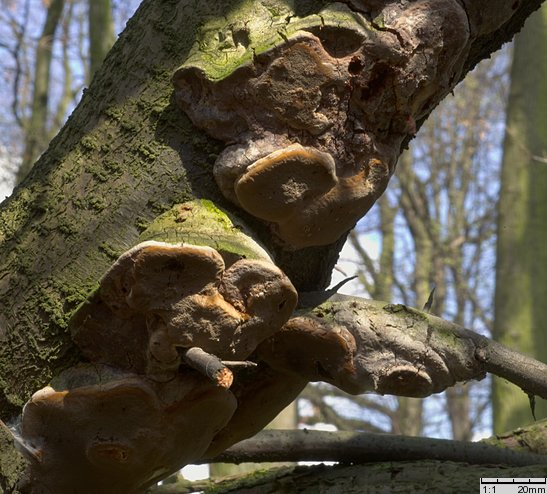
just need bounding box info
[258,297,486,398]
[14,202,547,492]
[173,1,470,248]
[15,222,300,492]
[70,240,298,382]
[18,365,236,494]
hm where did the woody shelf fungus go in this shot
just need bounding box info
[70,241,298,381]
[173,1,470,248]
[18,365,236,493]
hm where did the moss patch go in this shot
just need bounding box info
[139,199,272,262]
[177,2,368,81]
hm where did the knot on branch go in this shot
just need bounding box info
[173,1,469,248]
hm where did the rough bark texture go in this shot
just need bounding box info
[493,3,547,432]
[483,418,547,456]
[0,0,342,419]
[0,0,546,491]
[0,423,25,494]
[149,462,547,494]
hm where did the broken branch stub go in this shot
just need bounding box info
[173,1,470,248]
[182,347,234,389]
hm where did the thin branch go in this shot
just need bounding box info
[205,430,547,466]
[301,385,386,433]
[349,230,378,289]
[475,341,547,400]
[307,384,397,420]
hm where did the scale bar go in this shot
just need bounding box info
[481,479,546,485]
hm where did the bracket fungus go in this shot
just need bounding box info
[173,1,470,248]
[70,240,298,381]
[16,235,545,491]
[18,365,236,493]
[258,297,486,398]
[17,222,299,492]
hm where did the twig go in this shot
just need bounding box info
[475,339,547,399]
[203,430,547,467]
[182,347,233,389]
[222,361,258,370]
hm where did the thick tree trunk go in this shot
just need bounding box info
[88,0,116,80]
[1,0,546,491]
[493,3,547,431]
[17,0,65,183]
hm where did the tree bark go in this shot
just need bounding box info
[148,461,547,494]
[0,0,343,418]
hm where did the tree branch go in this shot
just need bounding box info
[476,341,547,399]
[205,429,547,467]
[300,385,386,433]
[264,293,547,400]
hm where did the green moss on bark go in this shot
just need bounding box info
[178,2,368,81]
[139,199,272,262]
[0,424,26,494]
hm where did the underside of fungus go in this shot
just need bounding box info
[19,365,236,493]
[18,232,299,493]
[173,0,470,248]
[11,200,301,492]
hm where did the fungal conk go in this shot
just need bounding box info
[19,239,299,493]
[70,241,298,381]
[173,1,469,248]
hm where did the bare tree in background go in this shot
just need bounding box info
[88,0,115,80]
[17,0,65,183]
[0,0,126,185]
[494,4,547,431]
